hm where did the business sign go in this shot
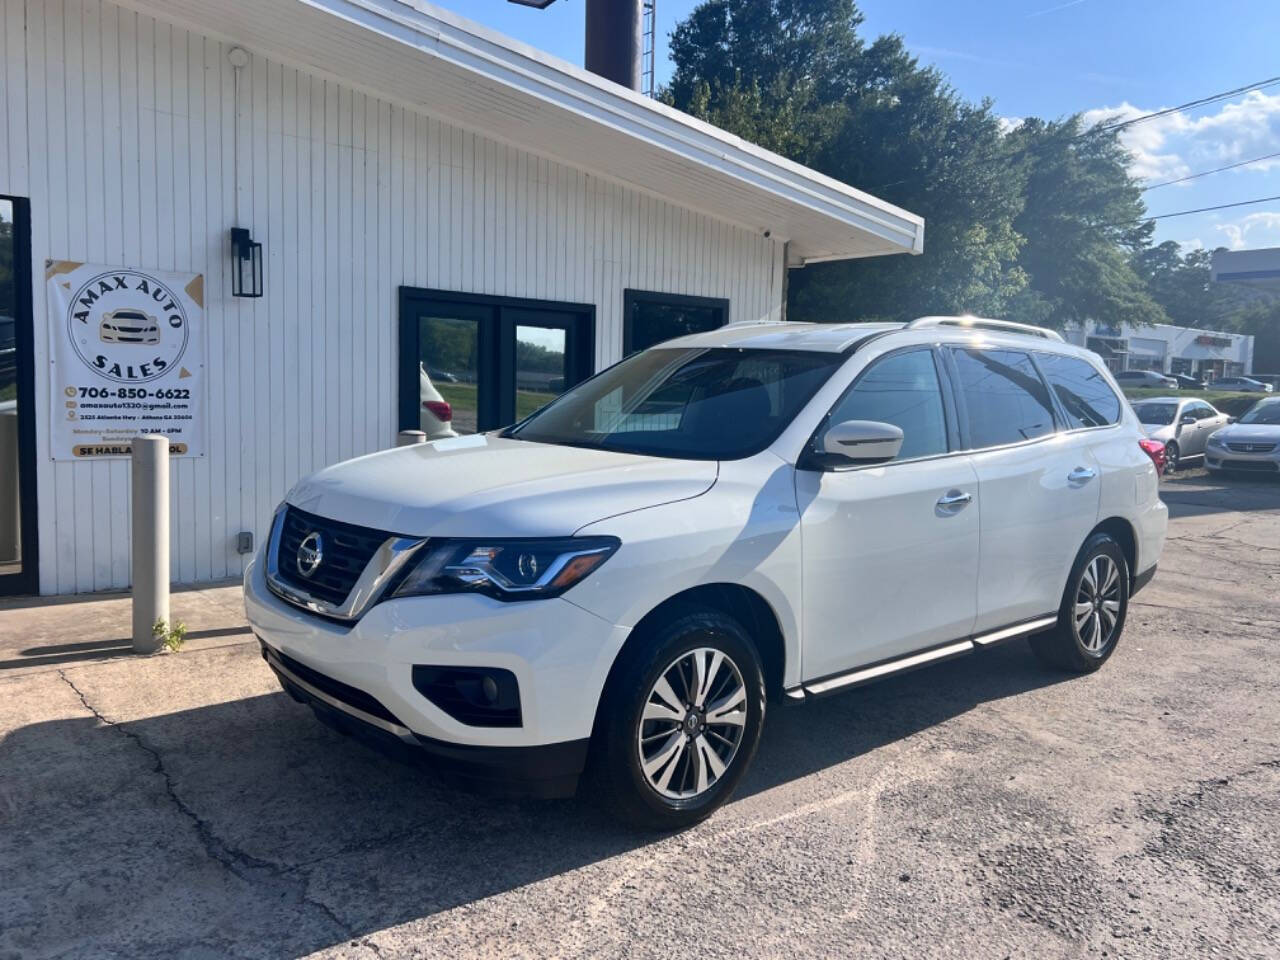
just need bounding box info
[47,261,204,459]
[1195,334,1233,349]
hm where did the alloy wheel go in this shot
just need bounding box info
[637,647,747,800]
[1074,555,1122,655]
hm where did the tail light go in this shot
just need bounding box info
[1138,438,1166,475]
[422,400,452,422]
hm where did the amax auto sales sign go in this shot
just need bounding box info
[47,261,205,459]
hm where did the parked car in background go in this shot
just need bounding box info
[1205,397,1280,476]
[419,364,457,440]
[246,315,1167,828]
[1115,369,1179,389]
[1207,375,1273,393]
[1171,373,1206,390]
[1131,397,1231,471]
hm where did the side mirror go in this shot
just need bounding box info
[822,419,904,465]
[1180,414,1197,426]
[1228,416,1238,424]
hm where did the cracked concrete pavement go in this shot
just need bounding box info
[1,470,1278,959]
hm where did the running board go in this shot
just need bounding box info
[785,614,1059,701]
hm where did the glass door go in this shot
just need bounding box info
[399,289,594,436]
[0,196,37,596]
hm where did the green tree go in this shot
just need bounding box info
[1004,117,1166,329]
[663,0,1164,331]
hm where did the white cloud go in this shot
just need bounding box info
[998,115,1024,135]
[1214,211,1280,250]
[1083,89,1280,186]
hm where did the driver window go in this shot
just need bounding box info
[824,349,948,460]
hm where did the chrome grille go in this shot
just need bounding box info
[1226,441,1276,454]
[274,506,391,606]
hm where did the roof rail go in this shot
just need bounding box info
[905,316,1065,342]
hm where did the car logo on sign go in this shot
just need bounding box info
[297,532,324,578]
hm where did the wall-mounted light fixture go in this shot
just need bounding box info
[230,227,263,298]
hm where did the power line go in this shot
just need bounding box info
[1111,194,1280,226]
[1144,150,1280,190]
[1090,75,1280,137]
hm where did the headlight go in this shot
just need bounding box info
[1206,434,1227,449]
[390,536,620,602]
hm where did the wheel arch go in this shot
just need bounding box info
[592,583,789,736]
[1091,516,1138,581]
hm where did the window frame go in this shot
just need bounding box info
[1031,349,1125,435]
[622,289,730,357]
[799,345,960,472]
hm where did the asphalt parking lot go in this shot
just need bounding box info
[2,469,1278,959]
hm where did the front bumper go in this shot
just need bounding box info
[1204,447,1280,473]
[244,556,628,792]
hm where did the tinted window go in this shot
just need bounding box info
[953,348,1056,448]
[1037,353,1122,428]
[1132,402,1177,426]
[824,350,948,460]
[624,291,728,356]
[509,347,841,459]
[1240,401,1280,425]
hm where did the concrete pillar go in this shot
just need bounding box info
[396,429,427,447]
[131,435,170,653]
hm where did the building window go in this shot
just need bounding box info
[623,290,729,356]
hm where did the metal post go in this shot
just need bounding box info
[396,430,427,447]
[131,435,170,653]
[585,0,643,90]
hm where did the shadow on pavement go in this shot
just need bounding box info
[0,641,1066,957]
[1159,472,1280,520]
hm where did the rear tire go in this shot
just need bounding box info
[1029,533,1129,673]
[591,607,765,830]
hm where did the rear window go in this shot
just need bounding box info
[952,348,1057,449]
[1037,353,1122,428]
[1131,402,1177,426]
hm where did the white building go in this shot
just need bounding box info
[1064,320,1254,380]
[0,0,923,596]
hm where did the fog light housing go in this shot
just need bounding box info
[412,666,521,727]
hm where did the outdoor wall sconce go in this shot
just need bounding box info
[230,227,263,298]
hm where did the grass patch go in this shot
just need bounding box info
[0,382,14,403]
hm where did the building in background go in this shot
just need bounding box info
[0,0,922,596]
[1065,321,1254,380]
[1211,246,1280,295]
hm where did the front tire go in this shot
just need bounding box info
[1164,440,1181,472]
[1030,533,1129,673]
[592,608,765,830]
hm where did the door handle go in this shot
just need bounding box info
[1068,466,1097,483]
[936,490,972,508]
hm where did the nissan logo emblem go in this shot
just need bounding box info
[296,531,324,578]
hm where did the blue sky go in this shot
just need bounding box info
[440,0,1280,253]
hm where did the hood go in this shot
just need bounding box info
[286,433,718,538]
[1208,422,1280,444]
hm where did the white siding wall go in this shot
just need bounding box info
[0,0,785,595]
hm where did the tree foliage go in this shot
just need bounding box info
[662,0,1169,330]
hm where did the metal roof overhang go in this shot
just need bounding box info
[114,0,924,265]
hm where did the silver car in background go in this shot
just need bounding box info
[1131,397,1230,472]
[1205,397,1280,476]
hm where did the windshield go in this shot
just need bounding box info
[506,347,842,459]
[1240,401,1280,425]
[1132,402,1177,426]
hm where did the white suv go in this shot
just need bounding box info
[245,317,1167,828]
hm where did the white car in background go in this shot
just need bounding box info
[1131,397,1230,472]
[1205,397,1280,476]
[246,316,1167,829]
[1114,369,1178,390]
[419,363,457,440]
